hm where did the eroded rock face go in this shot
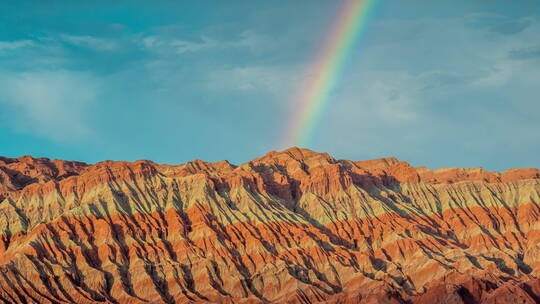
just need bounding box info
[0,148,539,304]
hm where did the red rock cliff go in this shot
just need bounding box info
[0,148,539,303]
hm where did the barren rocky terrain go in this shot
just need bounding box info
[1,148,540,303]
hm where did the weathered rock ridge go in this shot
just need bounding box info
[0,148,539,303]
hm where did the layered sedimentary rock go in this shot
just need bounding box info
[0,148,539,304]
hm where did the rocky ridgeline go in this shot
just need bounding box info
[0,148,539,303]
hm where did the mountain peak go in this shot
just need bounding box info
[0,151,540,303]
[258,147,335,164]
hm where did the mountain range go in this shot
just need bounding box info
[1,148,539,304]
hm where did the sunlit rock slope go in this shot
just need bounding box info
[1,148,540,303]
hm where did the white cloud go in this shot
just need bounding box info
[367,79,418,123]
[471,64,514,87]
[137,30,299,99]
[331,71,420,127]
[60,35,119,51]
[228,30,272,52]
[316,14,540,165]
[0,36,119,53]
[141,35,217,54]
[205,64,302,98]
[170,36,217,53]
[0,70,100,141]
[0,40,35,50]
[141,30,271,55]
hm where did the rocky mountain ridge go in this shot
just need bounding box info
[0,148,539,303]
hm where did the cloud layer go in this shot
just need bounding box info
[0,1,538,170]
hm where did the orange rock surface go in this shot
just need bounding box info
[0,148,539,303]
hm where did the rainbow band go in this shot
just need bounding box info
[281,0,378,148]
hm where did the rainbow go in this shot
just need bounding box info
[280,0,379,148]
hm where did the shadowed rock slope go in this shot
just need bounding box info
[0,148,540,304]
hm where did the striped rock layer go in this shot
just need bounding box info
[0,148,540,304]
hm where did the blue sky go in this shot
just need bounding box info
[1,0,539,170]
